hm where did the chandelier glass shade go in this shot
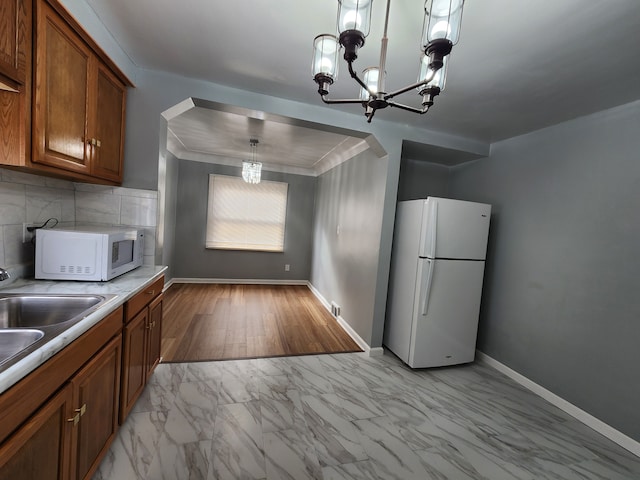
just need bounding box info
[312,0,465,122]
[242,139,262,184]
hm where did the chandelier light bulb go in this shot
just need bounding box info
[342,10,362,31]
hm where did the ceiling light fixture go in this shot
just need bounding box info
[242,139,262,184]
[312,0,464,123]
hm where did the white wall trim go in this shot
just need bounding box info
[307,282,378,356]
[170,278,309,285]
[476,351,640,458]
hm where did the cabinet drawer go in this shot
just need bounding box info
[125,276,164,323]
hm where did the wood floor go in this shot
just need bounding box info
[161,283,362,362]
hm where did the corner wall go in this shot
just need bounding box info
[449,100,640,442]
[310,147,388,347]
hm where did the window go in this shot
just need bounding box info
[206,174,289,252]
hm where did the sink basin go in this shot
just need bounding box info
[0,295,105,328]
[0,329,45,365]
[0,293,116,373]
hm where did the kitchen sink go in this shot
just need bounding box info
[0,329,45,365]
[0,293,116,372]
[0,295,105,328]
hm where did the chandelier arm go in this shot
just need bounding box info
[384,68,438,101]
[386,100,430,114]
[320,95,365,105]
[348,61,377,98]
[366,108,377,123]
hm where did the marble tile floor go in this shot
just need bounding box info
[93,351,640,480]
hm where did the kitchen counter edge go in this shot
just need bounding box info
[0,265,168,394]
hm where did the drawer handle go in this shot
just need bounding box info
[146,290,155,296]
[75,404,87,417]
[67,413,80,426]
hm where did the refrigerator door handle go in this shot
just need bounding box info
[430,201,438,258]
[420,259,435,316]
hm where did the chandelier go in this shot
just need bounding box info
[242,139,262,184]
[312,0,465,122]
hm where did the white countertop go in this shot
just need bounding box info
[0,265,168,394]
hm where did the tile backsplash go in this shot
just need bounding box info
[0,168,158,281]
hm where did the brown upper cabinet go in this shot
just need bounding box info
[32,0,127,183]
[0,0,28,91]
[0,0,131,185]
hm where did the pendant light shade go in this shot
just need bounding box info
[423,0,465,46]
[312,34,340,95]
[337,0,373,36]
[360,67,379,100]
[337,0,373,62]
[312,34,339,80]
[418,53,448,93]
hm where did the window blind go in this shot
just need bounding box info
[206,174,289,252]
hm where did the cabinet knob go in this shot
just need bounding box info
[96,139,101,148]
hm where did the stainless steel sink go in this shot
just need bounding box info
[0,329,44,365]
[0,295,104,328]
[0,293,116,372]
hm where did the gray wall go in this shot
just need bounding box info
[173,159,316,280]
[159,151,180,280]
[397,158,451,201]
[450,100,640,442]
[310,148,388,346]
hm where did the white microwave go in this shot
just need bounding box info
[35,227,144,281]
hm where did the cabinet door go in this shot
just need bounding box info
[71,334,121,480]
[0,383,73,480]
[0,0,30,167]
[120,309,148,423]
[32,0,91,174]
[147,294,163,378]
[90,64,125,182]
[0,0,27,89]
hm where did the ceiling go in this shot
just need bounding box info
[86,0,640,166]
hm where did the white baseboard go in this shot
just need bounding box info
[307,282,378,356]
[170,278,308,286]
[476,351,640,458]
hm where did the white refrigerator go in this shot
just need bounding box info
[384,197,491,368]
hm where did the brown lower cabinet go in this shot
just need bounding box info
[71,334,121,480]
[0,275,165,478]
[120,276,164,423]
[0,384,73,480]
[0,331,122,480]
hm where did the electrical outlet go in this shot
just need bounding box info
[330,301,341,318]
[22,223,36,243]
[284,264,290,272]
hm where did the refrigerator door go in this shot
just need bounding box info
[383,203,423,362]
[408,259,486,368]
[419,197,491,260]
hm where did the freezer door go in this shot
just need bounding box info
[419,197,491,260]
[408,259,486,368]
